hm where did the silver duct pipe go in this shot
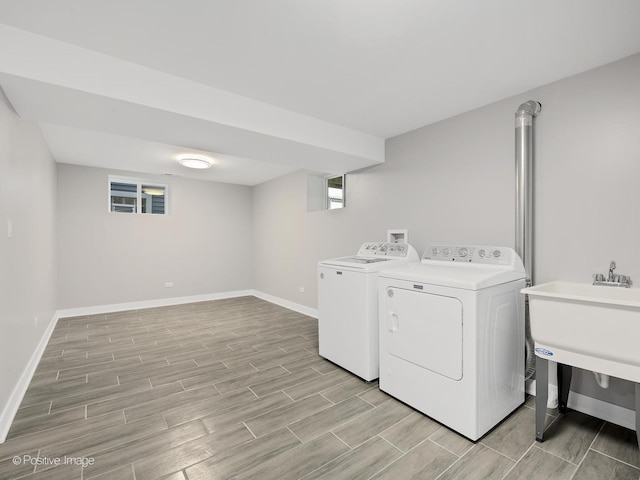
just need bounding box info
[515,100,541,380]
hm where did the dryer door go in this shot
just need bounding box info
[384,287,463,381]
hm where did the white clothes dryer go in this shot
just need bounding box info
[318,242,419,381]
[378,245,525,440]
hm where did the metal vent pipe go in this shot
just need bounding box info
[515,100,541,380]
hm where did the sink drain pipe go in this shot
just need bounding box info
[515,100,542,381]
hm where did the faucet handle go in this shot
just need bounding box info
[593,273,605,284]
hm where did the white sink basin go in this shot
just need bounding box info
[522,281,640,383]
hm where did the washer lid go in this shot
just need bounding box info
[318,242,420,272]
[334,256,390,264]
[378,263,526,290]
[319,256,410,272]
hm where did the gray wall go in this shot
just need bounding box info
[252,53,640,409]
[57,164,253,309]
[0,91,57,424]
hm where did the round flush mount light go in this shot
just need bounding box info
[178,155,212,169]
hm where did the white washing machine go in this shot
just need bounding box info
[378,245,526,440]
[318,242,419,381]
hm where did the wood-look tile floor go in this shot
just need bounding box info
[1,296,638,479]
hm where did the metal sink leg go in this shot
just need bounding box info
[636,383,640,461]
[558,363,573,414]
[536,357,548,442]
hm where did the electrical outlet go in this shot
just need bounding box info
[34,316,38,326]
[299,287,305,293]
[7,219,12,238]
[165,282,174,288]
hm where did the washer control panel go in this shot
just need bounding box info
[422,245,514,265]
[357,242,410,258]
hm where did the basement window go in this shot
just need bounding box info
[307,173,346,212]
[326,174,345,210]
[109,176,168,214]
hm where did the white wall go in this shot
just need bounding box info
[57,164,253,309]
[252,53,640,410]
[0,90,58,436]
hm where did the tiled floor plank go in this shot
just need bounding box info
[0,412,124,463]
[39,413,167,461]
[7,406,87,440]
[282,369,353,401]
[379,412,441,453]
[300,436,402,480]
[132,423,255,480]
[198,391,294,433]
[370,439,457,480]
[233,432,350,480]
[86,382,185,418]
[591,422,640,468]
[480,404,539,461]
[245,394,333,437]
[82,420,207,479]
[436,444,515,480]
[536,410,604,464]
[503,446,576,479]
[572,449,640,480]
[332,399,413,448]
[184,428,301,480]
[288,396,374,442]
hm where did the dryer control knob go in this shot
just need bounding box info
[320,273,324,279]
[478,249,486,258]
[387,289,394,297]
[459,247,468,257]
[493,250,502,258]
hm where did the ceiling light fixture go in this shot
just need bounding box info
[178,155,212,169]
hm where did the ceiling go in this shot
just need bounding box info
[1,1,640,185]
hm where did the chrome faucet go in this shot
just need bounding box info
[608,261,616,282]
[593,260,631,287]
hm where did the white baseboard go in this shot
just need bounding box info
[251,290,318,319]
[56,290,318,320]
[56,290,255,318]
[527,379,636,430]
[0,312,60,444]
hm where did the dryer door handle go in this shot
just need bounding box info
[388,312,399,333]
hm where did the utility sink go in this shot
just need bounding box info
[522,281,640,383]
